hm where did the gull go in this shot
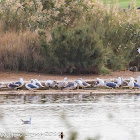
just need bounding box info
[21,117,31,124]
[129,77,140,88]
[57,77,68,89]
[137,76,140,85]
[8,78,24,89]
[25,80,39,90]
[14,78,24,88]
[63,81,77,90]
[75,78,91,89]
[105,82,119,88]
[0,83,5,88]
[34,79,44,88]
[8,82,20,89]
[128,77,134,89]
[45,80,57,88]
[95,78,105,87]
[137,47,140,54]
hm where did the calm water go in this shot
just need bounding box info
[0,93,140,140]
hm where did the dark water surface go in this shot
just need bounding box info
[0,93,140,140]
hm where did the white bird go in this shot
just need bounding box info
[63,81,77,90]
[0,83,5,88]
[75,78,91,89]
[45,80,57,88]
[96,78,105,87]
[105,82,119,88]
[14,78,24,88]
[137,76,140,85]
[137,47,140,54]
[75,78,83,89]
[25,80,39,90]
[57,77,68,89]
[21,117,31,124]
[34,79,44,88]
[8,78,24,89]
[8,82,20,89]
[128,77,134,89]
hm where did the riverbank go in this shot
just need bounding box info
[0,89,140,95]
[0,70,139,82]
[0,70,140,95]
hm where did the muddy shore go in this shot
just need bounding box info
[0,70,140,95]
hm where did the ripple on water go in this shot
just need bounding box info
[0,93,140,140]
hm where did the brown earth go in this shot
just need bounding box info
[0,70,140,94]
[0,70,139,82]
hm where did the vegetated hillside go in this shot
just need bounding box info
[0,0,140,74]
[103,0,140,8]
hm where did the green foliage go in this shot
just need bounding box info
[0,0,140,74]
[48,24,104,74]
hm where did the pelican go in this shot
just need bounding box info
[63,81,77,90]
[57,77,68,89]
[21,117,31,124]
[45,80,57,88]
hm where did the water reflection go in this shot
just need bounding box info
[0,93,140,140]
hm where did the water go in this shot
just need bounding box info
[0,93,140,140]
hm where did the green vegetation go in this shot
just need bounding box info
[0,0,140,74]
[103,0,140,8]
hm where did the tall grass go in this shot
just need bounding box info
[0,0,139,74]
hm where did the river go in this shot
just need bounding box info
[0,93,140,140]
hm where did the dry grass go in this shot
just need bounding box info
[0,30,41,71]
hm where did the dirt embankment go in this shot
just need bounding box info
[0,70,139,95]
[0,70,139,83]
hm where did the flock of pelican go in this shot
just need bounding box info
[0,76,140,90]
